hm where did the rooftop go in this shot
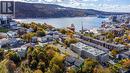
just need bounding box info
[73,42,105,56]
[73,42,86,49]
[123,51,130,56]
[83,46,105,56]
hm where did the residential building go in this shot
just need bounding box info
[70,42,86,55]
[79,33,126,51]
[64,56,84,68]
[70,42,109,63]
[7,31,17,38]
[81,46,109,63]
[27,28,34,33]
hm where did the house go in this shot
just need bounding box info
[9,21,19,30]
[40,35,54,43]
[7,31,17,38]
[47,31,60,40]
[27,28,34,33]
[31,37,38,43]
[117,54,128,60]
[126,24,130,30]
[9,38,24,48]
[0,33,7,39]
[17,27,27,36]
[0,38,9,48]
[121,51,130,59]
[0,16,18,29]
[64,56,84,68]
[11,44,28,58]
[110,28,125,37]
[0,16,11,28]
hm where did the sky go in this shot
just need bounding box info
[1,0,130,12]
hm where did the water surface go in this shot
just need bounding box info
[15,17,104,31]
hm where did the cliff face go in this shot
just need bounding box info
[15,2,130,18]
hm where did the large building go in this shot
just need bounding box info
[81,46,109,63]
[0,16,17,29]
[70,42,86,55]
[70,42,109,63]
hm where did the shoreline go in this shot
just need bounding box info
[14,16,97,19]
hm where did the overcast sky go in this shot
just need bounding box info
[1,0,130,12]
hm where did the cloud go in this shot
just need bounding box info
[2,0,130,12]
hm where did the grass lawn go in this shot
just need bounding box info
[0,27,9,33]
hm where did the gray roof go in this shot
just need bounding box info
[65,56,75,63]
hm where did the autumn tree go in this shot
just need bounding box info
[64,38,78,47]
[6,51,20,64]
[0,48,4,61]
[6,60,16,73]
[80,58,98,73]
[111,49,119,57]
[106,32,115,40]
[34,69,43,73]
[37,61,45,72]
[30,59,38,69]
[37,30,46,37]
[66,67,76,73]
[60,29,67,34]
[22,32,36,42]
[93,65,111,73]
[123,59,130,69]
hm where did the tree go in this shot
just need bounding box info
[34,69,43,73]
[0,48,4,61]
[45,45,60,53]
[60,29,67,34]
[37,52,46,62]
[80,58,98,73]
[66,67,76,73]
[37,30,46,37]
[127,35,130,41]
[6,60,16,73]
[6,51,20,64]
[27,46,34,54]
[64,38,78,47]
[109,66,119,73]
[123,59,130,69]
[67,29,74,38]
[49,54,65,68]
[38,61,45,72]
[106,32,115,39]
[111,50,119,57]
[22,32,36,42]
[50,64,61,73]
[93,65,111,73]
[30,60,38,69]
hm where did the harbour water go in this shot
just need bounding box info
[15,17,105,31]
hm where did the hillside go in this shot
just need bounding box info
[15,2,130,18]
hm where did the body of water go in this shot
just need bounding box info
[15,17,105,31]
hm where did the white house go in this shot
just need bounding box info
[7,31,17,38]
